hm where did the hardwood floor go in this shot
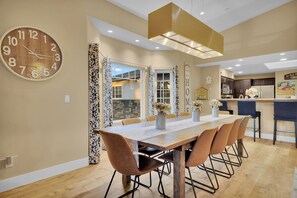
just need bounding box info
[1,138,297,198]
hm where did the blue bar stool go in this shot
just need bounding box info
[273,101,297,148]
[238,100,261,142]
[219,100,233,115]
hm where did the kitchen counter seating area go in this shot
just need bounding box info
[220,99,297,145]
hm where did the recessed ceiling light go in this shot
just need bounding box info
[135,39,140,42]
[239,59,243,61]
[235,64,241,67]
[238,71,243,74]
[200,11,205,15]
[107,30,113,33]
[280,53,285,56]
[227,67,233,70]
[280,58,287,61]
[155,47,159,49]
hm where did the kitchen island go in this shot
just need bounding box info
[220,98,297,143]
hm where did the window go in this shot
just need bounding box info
[112,86,122,99]
[156,72,171,105]
[111,63,142,120]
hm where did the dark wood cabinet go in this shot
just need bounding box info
[234,79,251,98]
[252,78,275,86]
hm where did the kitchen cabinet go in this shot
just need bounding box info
[252,78,275,86]
[221,76,234,96]
[234,79,251,98]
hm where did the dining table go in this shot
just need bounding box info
[95,114,246,198]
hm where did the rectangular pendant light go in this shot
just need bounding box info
[148,3,224,59]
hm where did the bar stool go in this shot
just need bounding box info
[273,101,297,148]
[219,100,233,115]
[238,100,261,142]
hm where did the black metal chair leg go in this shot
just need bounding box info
[253,118,256,142]
[104,170,116,198]
[259,115,261,138]
[209,157,219,190]
[203,163,216,192]
[224,149,234,175]
[231,144,242,165]
[187,167,197,198]
[273,120,277,145]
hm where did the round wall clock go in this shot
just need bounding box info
[0,27,62,81]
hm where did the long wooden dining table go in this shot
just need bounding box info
[96,114,246,198]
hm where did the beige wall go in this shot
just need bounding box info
[195,0,297,65]
[0,0,89,179]
[235,73,275,80]
[200,66,221,114]
[275,69,297,98]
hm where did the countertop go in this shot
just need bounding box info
[220,98,297,102]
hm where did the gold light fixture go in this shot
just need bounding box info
[148,3,224,59]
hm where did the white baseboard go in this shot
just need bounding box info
[245,130,295,143]
[0,157,89,193]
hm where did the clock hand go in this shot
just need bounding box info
[34,53,53,58]
[23,45,43,59]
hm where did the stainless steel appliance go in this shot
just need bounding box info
[251,85,275,98]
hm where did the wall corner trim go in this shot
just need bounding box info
[0,157,89,193]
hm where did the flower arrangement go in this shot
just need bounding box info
[152,102,171,115]
[209,99,222,108]
[245,88,258,98]
[191,100,203,112]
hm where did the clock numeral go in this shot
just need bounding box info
[7,36,18,46]
[55,53,60,61]
[29,30,38,39]
[31,70,39,78]
[43,35,47,43]
[51,63,57,70]
[2,46,11,55]
[51,43,57,51]
[8,57,16,67]
[19,66,26,75]
[43,68,50,77]
[17,30,25,40]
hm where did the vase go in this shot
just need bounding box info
[192,109,200,122]
[212,106,219,117]
[156,112,166,130]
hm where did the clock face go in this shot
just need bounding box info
[0,27,62,81]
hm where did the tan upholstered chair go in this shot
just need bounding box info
[219,111,230,115]
[237,117,250,158]
[179,112,190,116]
[159,127,218,196]
[165,114,176,119]
[122,118,141,125]
[100,130,166,197]
[211,118,243,171]
[146,116,156,121]
[198,122,234,193]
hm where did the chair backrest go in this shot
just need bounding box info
[274,101,297,121]
[122,118,141,125]
[165,114,176,119]
[227,118,243,146]
[100,130,140,175]
[179,112,191,116]
[219,111,230,115]
[186,127,218,167]
[210,122,234,154]
[238,100,257,117]
[146,116,156,121]
[219,100,228,111]
[237,117,250,139]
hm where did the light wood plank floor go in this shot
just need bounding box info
[1,138,297,198]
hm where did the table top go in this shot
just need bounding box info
[95,114,246,151]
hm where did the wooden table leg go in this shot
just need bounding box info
[237,139,243,157]
[122,175,131,188]
[173,145,186,198]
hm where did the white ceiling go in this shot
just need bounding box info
[90,0,297,76]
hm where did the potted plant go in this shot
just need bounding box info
[152,102,171,129]
[209,99,222,117]
[191,100,203,122]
